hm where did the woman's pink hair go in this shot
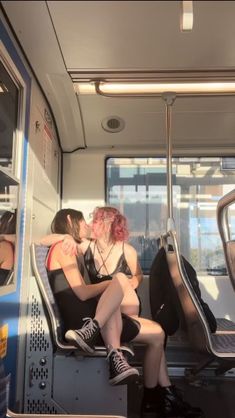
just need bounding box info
[93,207,129,242]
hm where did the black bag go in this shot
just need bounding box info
[149,247,217,336]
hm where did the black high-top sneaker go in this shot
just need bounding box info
[160,385,204,418]
[65,317,100,353]
[107,347,139,385]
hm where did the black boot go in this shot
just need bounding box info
[140,386,162,418]
[160,385,204,418]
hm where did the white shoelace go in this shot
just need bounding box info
[107,346,135,373]
[76,317,97,339]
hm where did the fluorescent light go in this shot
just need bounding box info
[98,81,235,95]
[74,80,235,97]
[75,83,96,95]
[180,1,193,32]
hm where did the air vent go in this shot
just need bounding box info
[101,116,125,133]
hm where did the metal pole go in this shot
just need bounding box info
[162,92,176,228]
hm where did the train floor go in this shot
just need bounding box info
[128,374,235,418]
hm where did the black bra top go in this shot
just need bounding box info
[84,242,131,284]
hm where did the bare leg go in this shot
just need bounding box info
[100,308,122,349]
[94,272,131,327]
[131,316,165,388]
[158,350,171,387]
[121,284,140,316]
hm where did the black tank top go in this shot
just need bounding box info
[84,241,131,284]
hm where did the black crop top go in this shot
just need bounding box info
[84,241,131,284]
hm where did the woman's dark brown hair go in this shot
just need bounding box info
[0,210,17,234]
[51,209,84,242]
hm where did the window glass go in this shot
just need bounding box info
[0,60,18,170]
[106,157,235,274]
[0,168,19,286]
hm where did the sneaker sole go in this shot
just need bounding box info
[109,369,139,386]
[65,330,95,353]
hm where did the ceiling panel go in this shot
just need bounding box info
[48,1,235,71]
[79,94,235,149]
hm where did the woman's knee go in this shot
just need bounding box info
[112,272,129,290]
[150,325,165,347]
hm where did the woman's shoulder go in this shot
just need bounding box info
[121,241,137,256]
[48,241,65,258]
[79,238,93,254]
[0,240,13,251]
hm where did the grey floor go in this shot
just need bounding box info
[128,375,235,418]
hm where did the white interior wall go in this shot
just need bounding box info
[62,151,105,220]
[29,83,61,241]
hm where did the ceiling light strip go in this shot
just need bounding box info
[94,80,235,97]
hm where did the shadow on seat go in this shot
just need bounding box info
[162,230,235,378]
[217,188,235,292]
[30,243,106,355]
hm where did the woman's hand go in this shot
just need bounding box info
[62,235,78,256]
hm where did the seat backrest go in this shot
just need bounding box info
[30,243,74,350]
[163,232,213,354]
[217,188,235,291]
[30,243,107,354]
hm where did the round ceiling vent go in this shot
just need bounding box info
[101,116,125,133]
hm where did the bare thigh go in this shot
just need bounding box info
[121,285,140,316]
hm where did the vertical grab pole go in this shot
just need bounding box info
[162,92,176,231]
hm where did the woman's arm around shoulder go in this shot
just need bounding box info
[38,233,78,256]
[123,242,143,289]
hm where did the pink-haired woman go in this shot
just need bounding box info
[82,206,142,317]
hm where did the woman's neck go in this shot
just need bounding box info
[96,237,113,253]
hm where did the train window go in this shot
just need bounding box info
[0,59,18,171]
[0,48,24,295]
[0,168,19,288]
[106,157,235,275]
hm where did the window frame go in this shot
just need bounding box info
[0,42,26,296]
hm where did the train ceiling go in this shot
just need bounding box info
[2,1,235,154]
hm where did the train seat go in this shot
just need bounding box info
[162,231,235,378]
[30,243,107,354]
[217,188,235,292]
